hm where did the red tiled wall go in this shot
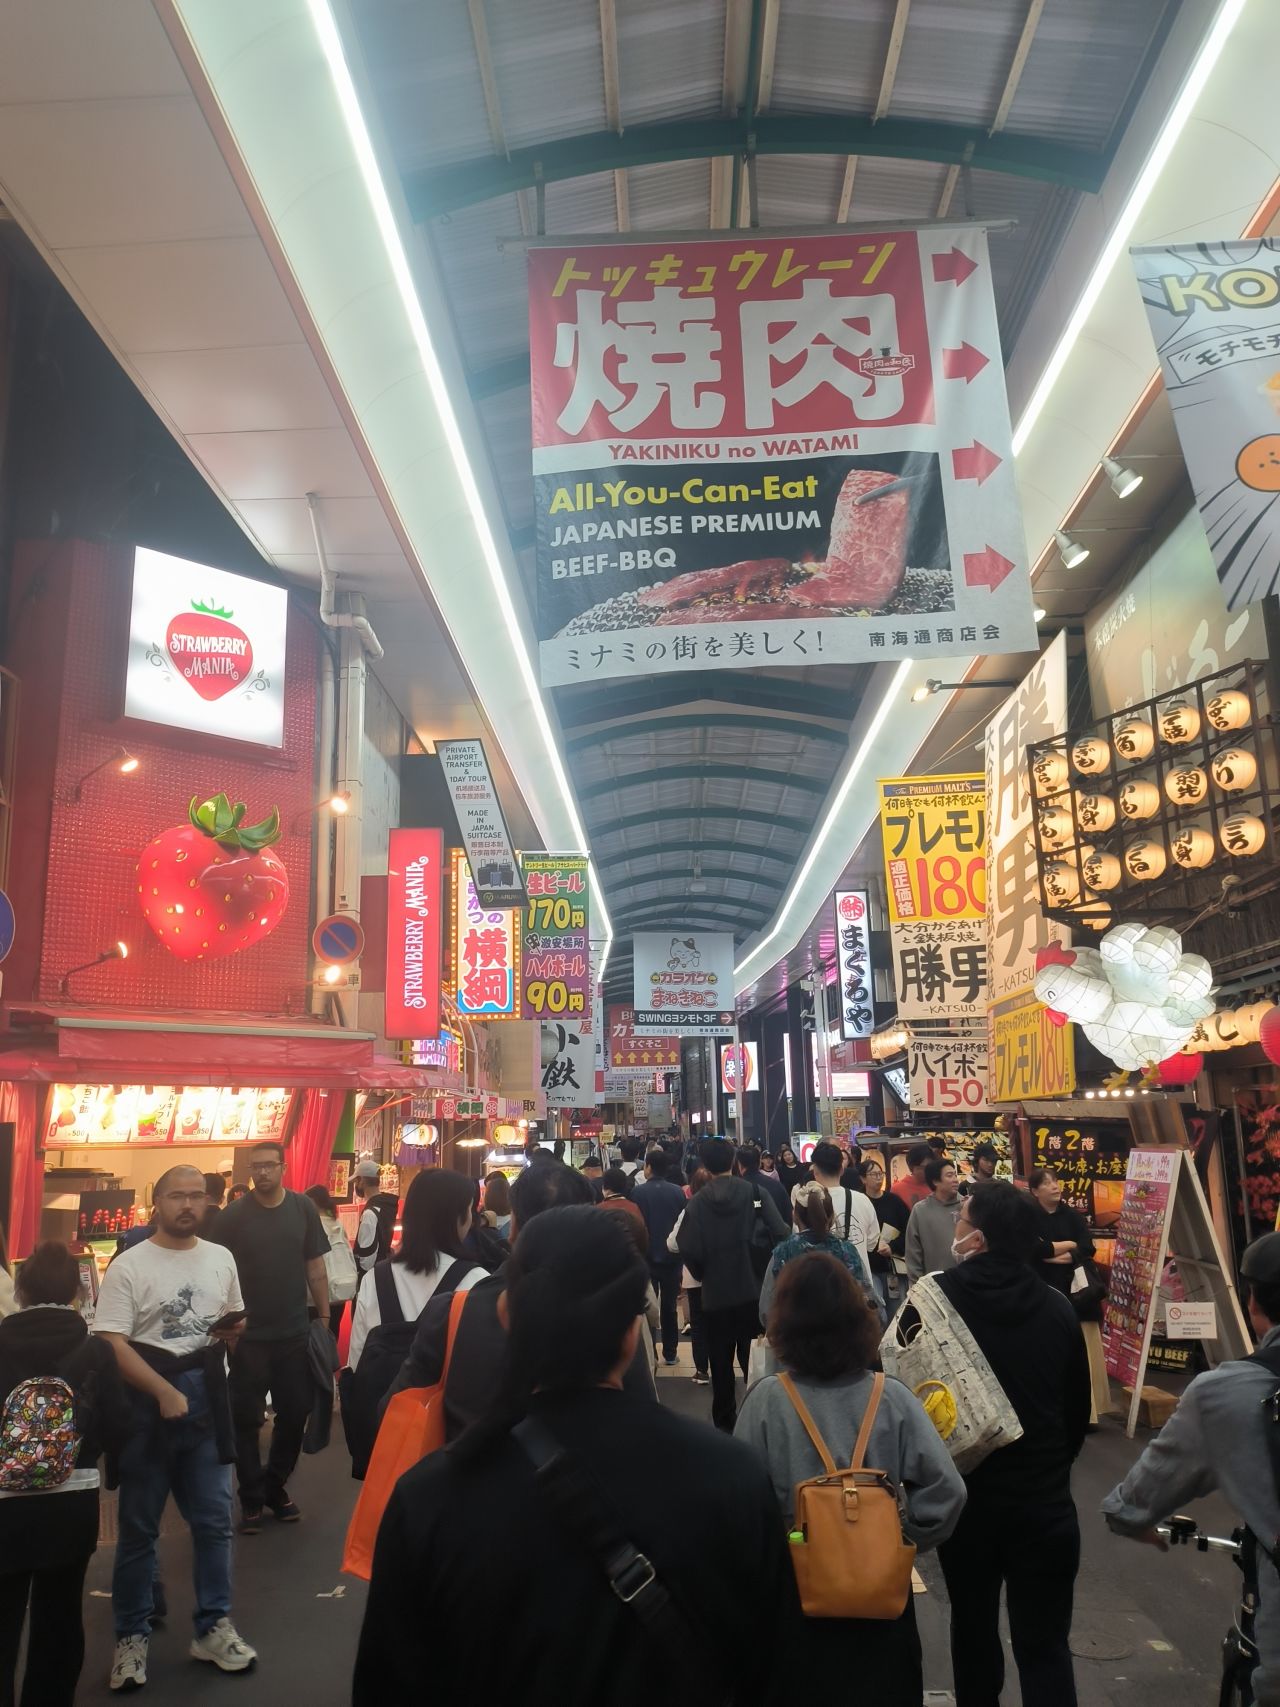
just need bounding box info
[6,539,317,1012]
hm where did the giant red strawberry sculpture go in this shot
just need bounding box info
[139,793,289,961]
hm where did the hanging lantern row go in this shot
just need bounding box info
[1027,660,1278,929]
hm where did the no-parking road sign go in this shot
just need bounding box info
[312,913,365,965]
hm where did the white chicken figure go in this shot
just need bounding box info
[1033,923,1215,1073]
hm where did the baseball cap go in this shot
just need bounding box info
[353,1159,380,1181]
[1241,1231,1280,1285]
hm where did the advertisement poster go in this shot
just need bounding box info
[1031,1120,1131,1222]
[452,847,521,1020]
[720,1041,759,1094]
[132,1087,179,1143]
[1103,1149,1178,1387]
[541,1020,595,1109]
[436,739,525,909]
[520,853,591,1022]
[528,228,1036,686]
[631,930,736,1030]
[834,890,874,1040]
[124,548,288,746]
[385,828,443,1039]
[213,1088,256,1147]
[879,773,987,1021]
[1133,241,1280,612]
[174,1087,220,1143]
[988,985,1075,1102]
[908,1036,991,1115]
[608,1006,681,1071]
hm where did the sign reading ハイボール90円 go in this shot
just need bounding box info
[528,229,1036,686]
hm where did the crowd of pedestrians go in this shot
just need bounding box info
[1,1130,1279,1705]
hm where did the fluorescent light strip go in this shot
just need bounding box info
[303,0,611,960]
[1011,0,1246,454]
[734,657,914,987]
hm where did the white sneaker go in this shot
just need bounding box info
[190,1618,257,1673]
[110,1635,148,1692]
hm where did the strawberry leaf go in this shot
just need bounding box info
[191,599,234,619]
[237,806,282,850]
[187,792,279,847]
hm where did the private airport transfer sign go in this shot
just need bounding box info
[528,228,1036,686]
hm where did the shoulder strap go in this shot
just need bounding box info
[850,1372,885,1470]
[440,1289,468,1383]
[433,1255,475,1304]
[842,1190,852,1240]
[777,1372,838,1475]
[372,1260,403,1327]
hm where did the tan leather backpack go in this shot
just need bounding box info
[779,1370,917,1620]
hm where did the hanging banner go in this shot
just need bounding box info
[519,853,591,1021]
[436,739,525,909]
[541,1020,595,1109]
[890,920,988,1021]
[1132,240,1280,612]
[908,1036,991,1115]
[988,984,1075,1102]
[632,930,735,1027]
[450,847,521,1020]
[386,828,443,1039]
[529,228,1036,686]
[720,1041,760,1094]
[834,890,874,1039]
[608,1006,682,1069]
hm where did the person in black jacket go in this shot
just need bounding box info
[354,1206,801,1707]
[736,1143,790,1223]
[1029,1166,1096,1298]
[676,1137,788,1431]
[0,1241,130,1707]
[933,1183,1090,1707]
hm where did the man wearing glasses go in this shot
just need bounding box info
[210,1141,330,1534]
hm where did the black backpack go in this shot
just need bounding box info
[339,1256,473,1479]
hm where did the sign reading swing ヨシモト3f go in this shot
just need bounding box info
[528,229,1037,686]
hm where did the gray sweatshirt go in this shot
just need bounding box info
[734,1369,966,1545]
[1102,1323,1280,1705]
[905,1193,962,1281]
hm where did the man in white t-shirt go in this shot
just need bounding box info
[796,1141,886,1268]
[95,1164,256,1692]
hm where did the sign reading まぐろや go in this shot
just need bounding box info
[385,829,442,1039]
[632,931,735,1031]
[125,547,288,747]
[529,230,1037,686]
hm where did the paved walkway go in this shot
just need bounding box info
[70,1353,1242,1704]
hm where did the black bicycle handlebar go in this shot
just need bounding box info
[1157,1514,1242,1556]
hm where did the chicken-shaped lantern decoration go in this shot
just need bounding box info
[1033,923,1215,1073]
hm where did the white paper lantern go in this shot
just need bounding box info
[1171,827,1216,869]
[1082,848,1123,891]
[1079,904,1113,932]
[1037,807,1076,849]
[1205,689,1251,732]
[1072,736,1111,775]
[1163,767,1210,807]
[1119,780,1161,821]
[1124,839,1167,881]
[1211,748,1258,792]
[1076,793,1117,833]
[1113,718,1155,761]
[1220,813,1267,857]
[1043,861,1083,905]
[1031,750,1069,798]
[1158,702,1201,745]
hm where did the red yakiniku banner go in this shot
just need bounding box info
[528,229,1036,686]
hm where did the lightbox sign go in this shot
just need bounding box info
[124,547,288,747]
[834,890,874,1040]
[436,739,525,909]
[452,847,520,1019]
[719,1041,759,1094]
[385,829,443,1039]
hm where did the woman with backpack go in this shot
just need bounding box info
[0,1240,130,1706]
[757,1183,876,1325]
[735,1251,965,1704]
[342,1170,488,1478]
[305,1185,359,1338]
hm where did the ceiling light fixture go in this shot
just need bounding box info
[1034,605,1047,623]
[1055,529,1091,569]
[59,941,129,996]
[72,746,140,801]
[303,0,612,977]
[912,678,1018,703]
[1101,455,1144,499]
[1011,0,1246,454]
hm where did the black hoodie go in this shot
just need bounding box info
[0,1306,130,1471]
[935,1253,1090,1508]
[676,1175,788,1310]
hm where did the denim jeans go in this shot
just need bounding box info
[113,1370,233,1639]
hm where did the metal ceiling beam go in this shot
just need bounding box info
[606,866,788,900]
[991,0,1048,136]
[465,0,530,237]
[936,163,961,218]
[559,675,856,725]
[598,0,629,230]
[565,712,848,752]
[406,115,1108,219]
[594,839,794,873]
[591,806,812,838]
[874,0,913,121]
[836,155,859,222]
[756,0,781,112]
[614,899,770,924]
[468,351,531,401]
[578,762,829,802]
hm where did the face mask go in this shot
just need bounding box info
[951,1229,982,1263]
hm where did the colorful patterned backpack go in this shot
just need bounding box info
[0,1376,80,1491]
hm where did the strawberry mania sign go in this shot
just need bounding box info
[125,548,289,746]
[529,228,1036,686]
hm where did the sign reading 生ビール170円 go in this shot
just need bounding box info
[528,228,1037,686]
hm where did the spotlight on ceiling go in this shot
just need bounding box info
[1055,529,1091,570]
[1033,605,1047,624]
[1102,455,1144,500]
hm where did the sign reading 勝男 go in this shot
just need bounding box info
[529,229,1036,685]
[385,829,442,1039]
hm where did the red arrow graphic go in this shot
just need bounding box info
[963,546,1016,590]
[952,441,1002,485]
[932,247,978,286]
[942,341,989,382]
